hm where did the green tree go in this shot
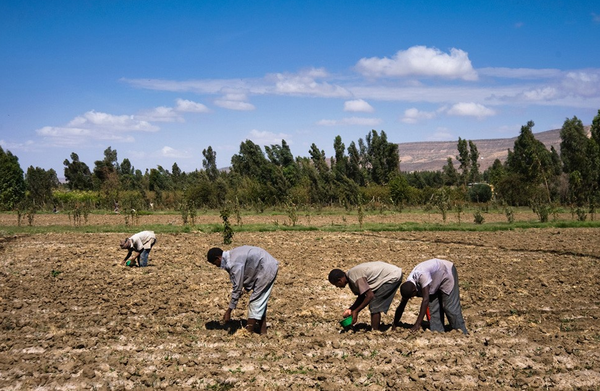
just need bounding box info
[119,158,142,191]
[456,137,470,187]
[332,135,347,178]
[346,141,365,186]
[506,121,555,203]
[63,152,93,190]
[484,158,506,187]
[265,140,298,186]
[93,147,120,206]
[93,146,118,188]
[231,140,269,181]
[468,140,481,183]
[442,157,459,186]
[202,146,219,181]
[25,166,59,208]
[560,116,598,206]
[0,146,26,210]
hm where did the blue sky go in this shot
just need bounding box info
[1,0,599,175]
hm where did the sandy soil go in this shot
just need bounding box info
[1,217,599,390]
[0,208,577,228]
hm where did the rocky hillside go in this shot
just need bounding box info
[398,128,570,173]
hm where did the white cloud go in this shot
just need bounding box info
[593,12,600,23]
[35,110,158,146]
[401,108,437,124]
[344,99,374,113]
[316,117,383,126]
[214,93,255,111]
[269,68,351,98]
[136,106,183,122]
[478,67,562,79]
[161,146,190,159]
[0,139,35,151]
[67,110,158,131]
[122,61,600,111]
[175,99,211,113]
[355,46,478,81]
[446,102,496,118]
[427,128,454,141]
[519,87,559,101]
[562,70,600,97]
[247,129,291,145]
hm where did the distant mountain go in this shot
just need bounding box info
[396,127,586,173]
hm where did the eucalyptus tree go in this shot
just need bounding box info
[63,152,93,191]
[0,146,26,210]
[202,146,219,182]
[560,116,599,207]
[346,141,366,186]
[364,130,399,185]
[25,166,59,208]
[456,137,470,187]
[468,140,481,183]
[505,121,555,204]
[442,157,460,186]
[265,139,298,187]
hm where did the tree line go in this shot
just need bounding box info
[1,111,599,221]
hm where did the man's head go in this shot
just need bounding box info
[119,238,131,250]
[328,269,347,288]
[207,247,223,267]
[400,281,417,299]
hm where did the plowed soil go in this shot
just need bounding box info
[1,214,599,390]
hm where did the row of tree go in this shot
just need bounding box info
[1,111,599,217]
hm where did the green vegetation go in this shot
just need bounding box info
[2,206,600,236]
[1,112,600,228]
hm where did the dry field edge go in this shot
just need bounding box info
[1,213,599,390]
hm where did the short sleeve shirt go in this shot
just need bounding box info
[346,261,403,296]
[129,231,156,251]
[406,258,454,296]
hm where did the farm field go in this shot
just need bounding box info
[1,213,600,390]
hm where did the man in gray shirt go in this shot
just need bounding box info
[207,246,279,335]
[328,261,403,331]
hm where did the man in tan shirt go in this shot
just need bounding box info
[328,261,403,331]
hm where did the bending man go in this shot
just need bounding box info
[207,246,279,335]
[120,230,156,267]
[394,258,467,334]
[328,261,403,331]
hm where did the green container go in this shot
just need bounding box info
[126,260,132,267]
[340,316,353,328]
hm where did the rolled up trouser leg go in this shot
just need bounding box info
[441,266,468,334]
[248,277,276,320]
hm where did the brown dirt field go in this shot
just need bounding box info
[0,209,579,228]
[1,216,600,390]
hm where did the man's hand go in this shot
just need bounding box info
[351,309,359,325]
[222,308,232,324]
[343,308,352,318]
[410,323,421,333]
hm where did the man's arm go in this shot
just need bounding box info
[121,249,134,265]
[227,264,245,310]
[222,308,232,323]
[411,285,430,332]
[392,297,409,330]
[348,289,375,325]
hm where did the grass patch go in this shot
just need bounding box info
[2,218,600,235]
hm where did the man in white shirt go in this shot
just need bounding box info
[120,231,156,267]
[328,261,403,331]
[394,258,467,334]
